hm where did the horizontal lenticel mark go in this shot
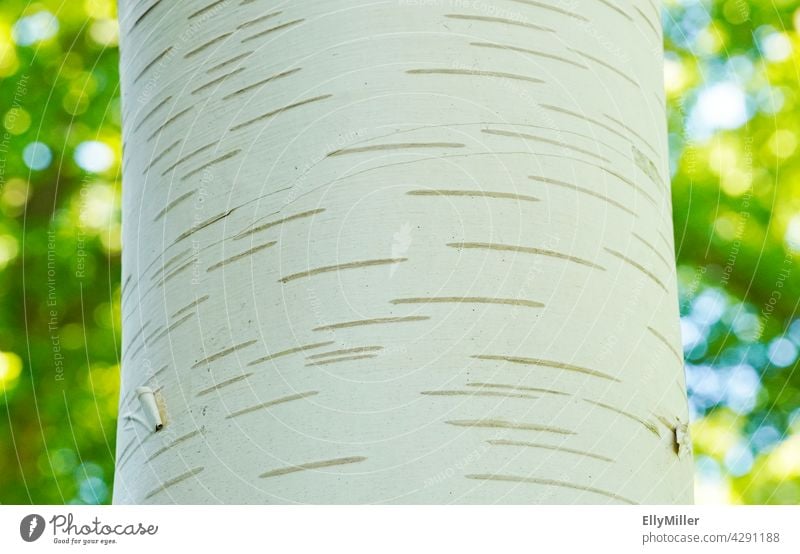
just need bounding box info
[226,391,318,419]
[446,419,575,435]
[246,341,334,366]
[278,258,407,284]
[206,241,276,272]
[471,42,587,70]
[328,142,465,157]
[444,13,554,32]
[487,440,614,462]
[259,456,366,479]
[448,242,605,271]
[144,467,204,500]
[192,339,258,369]
[312,316,429,332]
[406,189,539,203]
[465,474,636,504]
[391,296,544,309]
[184,32,233,59]
[230,95,332,132]
[407,68,544,84]
[604,247,668,293]
[240,19,305,43]
[472,354,620,382]
[304,354,378,367]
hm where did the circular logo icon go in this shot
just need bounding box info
[20,514,45,542]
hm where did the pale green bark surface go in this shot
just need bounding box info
[114,0,693,504]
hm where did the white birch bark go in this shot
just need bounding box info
[114,0,693,504]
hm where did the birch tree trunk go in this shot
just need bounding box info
[114,0,693,504]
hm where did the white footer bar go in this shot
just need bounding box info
[1,506,797,553]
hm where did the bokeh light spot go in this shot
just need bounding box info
[767,337,798,368]
[22,141,52,170]
[0,234,19,269]
[3,107,30,134]
[75,141,115,173]
[12,11,58,46]
[689,82,749,138]
[0,351,23,390]
[768,129,797,159]
[0,178,29,208]
[761,32,792,62]
[79,182,116,230]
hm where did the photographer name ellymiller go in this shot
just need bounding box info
[643,515,700,528]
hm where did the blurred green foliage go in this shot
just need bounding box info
[665,0,800,503]
[0,0,799,504]
[0,0,121,504]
